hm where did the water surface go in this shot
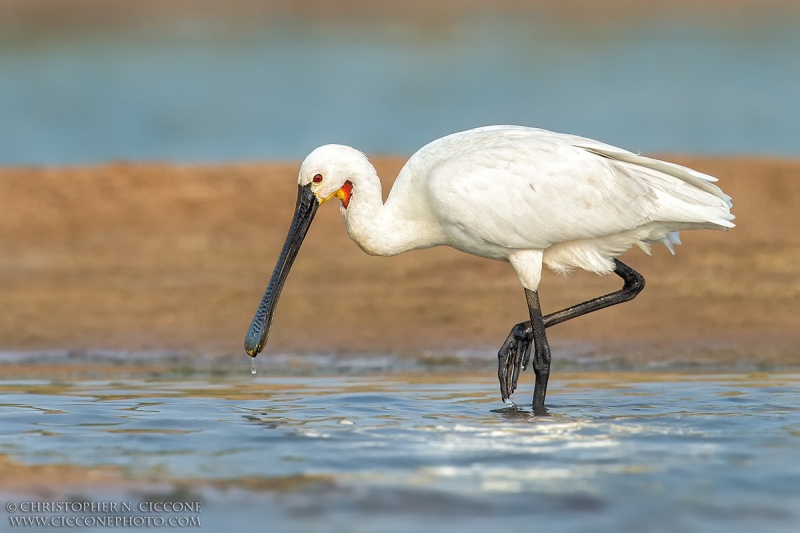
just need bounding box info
[2,18,799,164]
[1,369,799,532]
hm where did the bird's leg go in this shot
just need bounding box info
[526,289,551,411]
[497,259,645,403]
[541,259,645,328]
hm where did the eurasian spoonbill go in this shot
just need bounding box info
[245,126,734,410]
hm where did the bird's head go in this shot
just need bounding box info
[243,144,368,358]
[297,144,373,209]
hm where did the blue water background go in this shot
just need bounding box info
[1,17,799,165]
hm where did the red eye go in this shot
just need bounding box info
[312,174,323,183]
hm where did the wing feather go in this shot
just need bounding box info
[422,127,734,253]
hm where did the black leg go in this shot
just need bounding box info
[541,259,645,329]
[526,289,551,411]
[497,259,645,405]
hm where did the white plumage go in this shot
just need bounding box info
[245,125,735,407]
[302,125,734,291]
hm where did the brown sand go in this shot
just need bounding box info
[0,157,798,363]
[3,0,799,31]
[0,453,334,497]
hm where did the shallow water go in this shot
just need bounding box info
[1,370,799,532]
[2,17,800,164]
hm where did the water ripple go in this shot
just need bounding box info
[0,373,799,532]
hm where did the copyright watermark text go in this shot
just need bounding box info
[5,501,202,528]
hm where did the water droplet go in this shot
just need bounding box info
[250,359,257,375]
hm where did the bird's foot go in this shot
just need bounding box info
[497,321,533,402]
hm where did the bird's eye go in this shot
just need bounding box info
[313,174,323,183]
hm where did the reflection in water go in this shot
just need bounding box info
[0,373,799,532]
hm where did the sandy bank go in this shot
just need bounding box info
[0,157,798,363]
[3,0,798,30]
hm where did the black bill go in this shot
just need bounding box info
[244,183,320,357]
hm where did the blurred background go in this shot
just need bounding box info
[1,0,799,358]
[2,3,800,532]
[2,0,800,165]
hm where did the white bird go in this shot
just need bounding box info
[245,125,734,411]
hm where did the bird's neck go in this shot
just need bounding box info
[340,165,438,257]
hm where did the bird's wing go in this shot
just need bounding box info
[424,127,734,251]
[568,139,732,208]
